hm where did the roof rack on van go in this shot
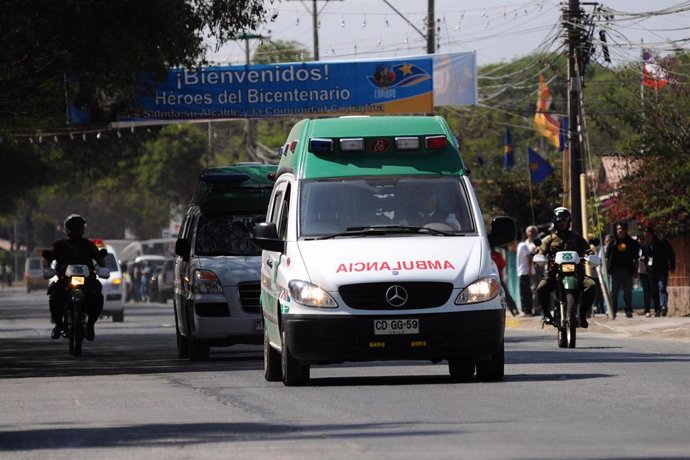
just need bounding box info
[199,171,250,183]
[190,164,278,214]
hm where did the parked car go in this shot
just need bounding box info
[149,257,174,303]
[92,240,125,322]
[24,256,49,293]
[123,255,167,303]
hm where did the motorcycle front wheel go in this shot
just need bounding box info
[72,304,84,357]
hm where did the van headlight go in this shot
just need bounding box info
[288,280,338,308]
[193,270,223,295]
[455,276,500,304]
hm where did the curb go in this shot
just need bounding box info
[506,314,690,341]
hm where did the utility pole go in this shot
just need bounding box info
[426,0,435,54]
[566,0,584,235]
[383,0,436,55]
[312,0,320,61]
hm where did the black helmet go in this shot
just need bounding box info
[552,207,571,226]
[64,214,86,237]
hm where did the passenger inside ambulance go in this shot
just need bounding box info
[301,186,348,236]
[398,181,465,231]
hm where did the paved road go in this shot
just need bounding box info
[1,288,689,459]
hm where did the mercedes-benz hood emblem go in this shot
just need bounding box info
[385,285,408,307]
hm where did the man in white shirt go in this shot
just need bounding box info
[516,225,539,315]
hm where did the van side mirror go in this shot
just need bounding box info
[175,239,190,261]
[251,222,285,253]
[488,216,517,247]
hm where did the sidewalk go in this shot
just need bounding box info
[506,313,690,341]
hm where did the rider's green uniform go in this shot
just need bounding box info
[537,229,597,321]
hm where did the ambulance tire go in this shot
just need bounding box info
[476,341,504,382]
[264,327,282,382]
[281,329,309,386]
[448,357,475,382]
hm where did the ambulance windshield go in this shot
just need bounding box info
[299,177,474,238]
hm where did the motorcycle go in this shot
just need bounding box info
[533,248,600,348]
[43,249,109,356]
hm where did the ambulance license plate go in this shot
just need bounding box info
[373,318,419,335]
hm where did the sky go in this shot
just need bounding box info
[206,0,690,68]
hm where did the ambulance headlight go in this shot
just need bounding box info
[289,280,338,308]
[455,276,500,304]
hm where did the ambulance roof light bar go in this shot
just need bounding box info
[309,138,334,153]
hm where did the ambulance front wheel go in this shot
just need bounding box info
[475,341,504,382]
[281,329,309,386]
[264,327,282,382]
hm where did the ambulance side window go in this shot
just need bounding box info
[277,185,291,239]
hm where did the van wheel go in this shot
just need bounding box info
[175,312,189,359]
[112,310,124,322]
[476,341,504,382]
[281,329,309,386]
[187,309,209,361]
[188,334,209,361]
[264,327,282,382]
[448,357,475,382]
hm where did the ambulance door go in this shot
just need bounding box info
[262,180,291,337]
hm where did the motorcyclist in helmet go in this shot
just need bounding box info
[46,214,105,340]
[536,207,597,328]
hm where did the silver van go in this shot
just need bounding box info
[173,164,277,360]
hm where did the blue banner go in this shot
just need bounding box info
[120,52,476,121]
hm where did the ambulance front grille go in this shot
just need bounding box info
[339,282,453,310]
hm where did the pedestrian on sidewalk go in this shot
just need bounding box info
[643,226,676,317]
[516,225,539,316]
[606,222,639,318]
[637,233,653,317]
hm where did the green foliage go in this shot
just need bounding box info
[596,52,690,237]
[0,0,273,130]
[253,40,312,64]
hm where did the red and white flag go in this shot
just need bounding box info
[642,50,668,90]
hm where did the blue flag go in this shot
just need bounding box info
[503,125,514,170]
[558,118,569,152]
[528,147,554,183]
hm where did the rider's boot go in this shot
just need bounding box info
[542,310,554,325]
[51,313,62,339]
[86,321,95,341]
[579,305,589,329]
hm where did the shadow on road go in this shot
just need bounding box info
[0,334,263,379]
[0,421,459,451]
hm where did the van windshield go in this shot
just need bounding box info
[195,214,264,256]
[299,177,475,238]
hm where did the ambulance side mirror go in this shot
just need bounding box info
[488,216,517,247]
[251,222,285,253]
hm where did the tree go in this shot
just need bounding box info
[253,39,312,64]
[0,0,274,131]
[596,52,690,236]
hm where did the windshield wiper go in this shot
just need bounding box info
[309,225,455,240]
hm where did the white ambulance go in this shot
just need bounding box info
[252,115,516,385]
